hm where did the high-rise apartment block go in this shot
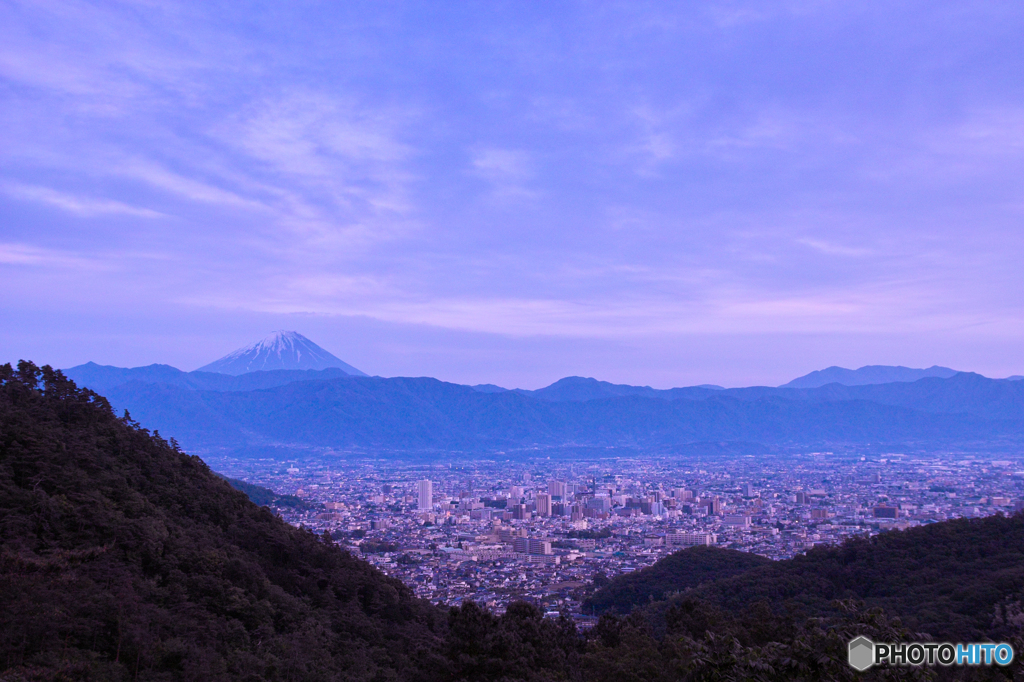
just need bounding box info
[417,479,433,511]
[548,480,567,500]
[535,492,552,517]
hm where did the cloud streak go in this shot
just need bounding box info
[1,182,163,218]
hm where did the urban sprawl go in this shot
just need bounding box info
[210,452,1024,625]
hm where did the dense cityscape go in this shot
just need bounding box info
[210,451,1024,624]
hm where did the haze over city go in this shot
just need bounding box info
[4,2,1024,388]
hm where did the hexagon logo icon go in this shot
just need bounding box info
[848,636,875,671]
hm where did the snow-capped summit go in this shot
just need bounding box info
[196,331,367,376]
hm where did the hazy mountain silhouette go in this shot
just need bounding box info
[64,361,359,395]
[782,364,959,388]
[518,377,725,402]
[470,383,509,393]
[59,363,1024,453]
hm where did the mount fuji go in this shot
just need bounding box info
[196,331,367,376]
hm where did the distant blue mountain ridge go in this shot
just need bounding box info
[510,377,725,402]
[58,334,1024,453]
[64,361,359,395]
[58,361,1024,455]
[781,364,960,389]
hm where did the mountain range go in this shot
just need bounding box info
[48,332,1024,456]
[60,365,1024,456]
[781,364,960,388]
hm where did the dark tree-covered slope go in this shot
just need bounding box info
[583,546,771,615]
[651,514,1024,642]
[220,476,307,509]
[0,362,445,681]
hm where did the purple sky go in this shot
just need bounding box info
[2,1,1023,388]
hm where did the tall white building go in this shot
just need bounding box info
[417,479,433,510]
[535,492,551,517]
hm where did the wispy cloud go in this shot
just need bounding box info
[172,263,995,340]
[0,242,101,268]
[223,92,416,211]
[117,161,265,211]
[796,238,871,257]
[0,182,162,217]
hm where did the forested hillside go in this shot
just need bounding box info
[588,514,1024,642]
[5,362,1024,681]
[220,475,308,508]
[0,362,444,680]
[681,514,1024,641]
[582,546,771,615]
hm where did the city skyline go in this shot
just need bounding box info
[210,450,1020,615]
